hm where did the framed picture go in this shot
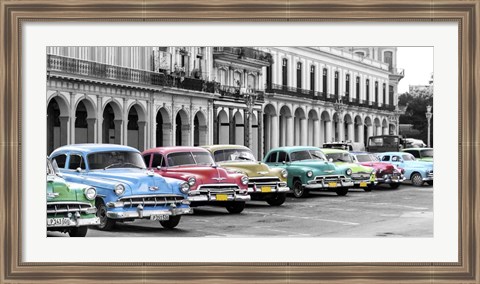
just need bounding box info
[1,0,478,283]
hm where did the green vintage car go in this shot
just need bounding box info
[203,145,289,206]
[401,148,433,162]
[263,146,354,198]
[47,159,100,237]
[321,148,376,192]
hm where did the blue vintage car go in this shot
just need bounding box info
[49,144,193,230]
[376,152,433,187]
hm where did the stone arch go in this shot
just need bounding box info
[382,118,389,135]
[47,95,70,154]
[343,113,354,142]
[127,103,147,151]
[374,117,382,136]
[263,103,278,153]
[234,110,244,145]
[102,100,123,144]
[156,107,171,147]
[320,110,332,144]
[74,98,96,144]
[354,114,363,143]
[332,112,341,142]
[279,105,293,146]
[294,107,307,145]
[193,110,207,146]
[175,108,190,146]
[307,109,320,146]
[217,109,229,144]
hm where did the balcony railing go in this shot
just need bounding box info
[213,47,272,63]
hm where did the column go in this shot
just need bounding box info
[337,117,344,142]
[277,54,282,85]
[288,56,294,87]
[86,118,96,143]
[347,122,355,142]
[59,116,69,146]
[162,123,172,147]
[279,115,285,146]
[114,119,122,144]
[271,114,279,148]
[96,95,102,143]
[286,116,294,146]
[357,123,364,144]
[367,125,374,141]
[314,63,320,92]
[213,105,219,144]
[138,121,146,151]
[264,114,271,152]
[229,108,235,144]
[69,94,75,144]
[123,98,127,145]
[313,119,321,147]
[325,120,333,143]
[383,126,389,135]
[244,109,250,147]
[300,118,308,145]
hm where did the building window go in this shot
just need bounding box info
[366,79,370,103]
[375,81,379,104]
[384,51,393,71]
[296,62,302,89]
[334,71,339,97]
[383,83,387,104]
[310,65,315,91]
[282,58,288,86]
[322,68,328,94]
[389,85,394,105]
[345,74,350,99]
[356,76,360,99]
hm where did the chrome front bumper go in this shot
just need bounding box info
[107,206,193,219]
[188,191,251,202]
[248,184,290,194]
[305,179,354,189]
[47,216,100,228]
[376,174,406,183]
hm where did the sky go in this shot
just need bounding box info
[396,47,434,94]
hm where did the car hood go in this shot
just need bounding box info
[217,161,272,177]
[47,176,89,202]
[403,161,433,169]
[160,165,239,184]
[359,162,395,172]
[333,162,372,173]
[291,160,338,173]
[87,168,179,195]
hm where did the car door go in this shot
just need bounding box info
[264,151,278,168]
[65,152,88,185]
[275,151,290,169]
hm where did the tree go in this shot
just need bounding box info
[398,87,433,146]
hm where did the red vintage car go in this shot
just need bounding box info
[350,152,405,189]
[142,147,250,214]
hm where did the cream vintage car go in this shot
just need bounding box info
[202,145,290,206]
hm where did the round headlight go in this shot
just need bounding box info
[346,168,352,176]
[241,175,249,185]
[281,169,288,178]
[114,184,125,196]
[306,170,313,178]
[84,187,96,200]
[180,182,190,194]
[188,176,196,186]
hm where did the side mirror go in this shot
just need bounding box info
[328,158,333,163]
[282,161,286,165]
[76,167,82,173]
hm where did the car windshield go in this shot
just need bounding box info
[290,150,312,161]
[215,149,256,162]
[167,152,214,167]
[46,159,58,175]
[420,149,433,158]
[309,150,327,160]
[325,152,354,163]
[88,151,146,170]
[402,154,416,161]
[355,154,375,162]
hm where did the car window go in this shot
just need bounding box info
[381,155,390,162]
[192,152,215,165]
[143,154,152,168]
[325,152,353,163]
[406,150,420,158]
[290,150,311,161]
[219,149,256,162]
[151,154,165,168]
[277,151,290,162]
[167,152,196,166]
[309,150,326,160]
[356,154,373,162]
[402,154,415,161]
[420,149,433,157]
[51,154,67,168]
[391,156,401,162]
[68,154,85,170]
[265,152,277,163]
[213,150,225,162]
[88,151,146,170]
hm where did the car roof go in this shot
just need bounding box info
[378,152,410,156]
[51,144,139,155]
[143,146,209,155]
[201,144,250,152]
[320,148,348,154]
[268,146,322,153]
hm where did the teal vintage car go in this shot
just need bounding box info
[401,148,433,162]
[47,158,100,237]
[263,146,354,198]
[321,148,376,191]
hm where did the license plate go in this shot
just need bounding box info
[216,194,228,201]
[150,214,169,221]
[328,182,337,187]
[261,186,271,193]
[47,217,71,227]
[360,182,368,187]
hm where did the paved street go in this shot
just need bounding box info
[48,183,433,238]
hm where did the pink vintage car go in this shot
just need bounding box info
[142,147,250,214]
[350,152,405,189]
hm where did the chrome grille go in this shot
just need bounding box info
[351,173,371,180]
[248,177,281,187]
[117,194,185,207]
[313,175,347,183]
[196,184,240,193]
[47,202,93,214]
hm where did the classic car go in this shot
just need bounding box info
[320,148,376,191]
[402,148,433,162]
[202,145,289,206]
[47,158,100,237]
[263,146,354,198]
[350,152,405,189]
[49,144,193,230]
[376,152,433,186]
[142,147,250,214]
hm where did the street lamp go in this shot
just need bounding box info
[425,105,432,147]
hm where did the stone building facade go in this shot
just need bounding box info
[46,46,404,158]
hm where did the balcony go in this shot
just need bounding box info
[213,47,272,68]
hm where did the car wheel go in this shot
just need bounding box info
[68,226,88,237]
[389,183,401,189]
[335,188,349,196]
[96,199,116,231]
[411,173,424,187]
[427,181,433,186]
[160,215,181,229]
[226,201,245,214]
[266,193,287,206]
[292,180,308,198]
